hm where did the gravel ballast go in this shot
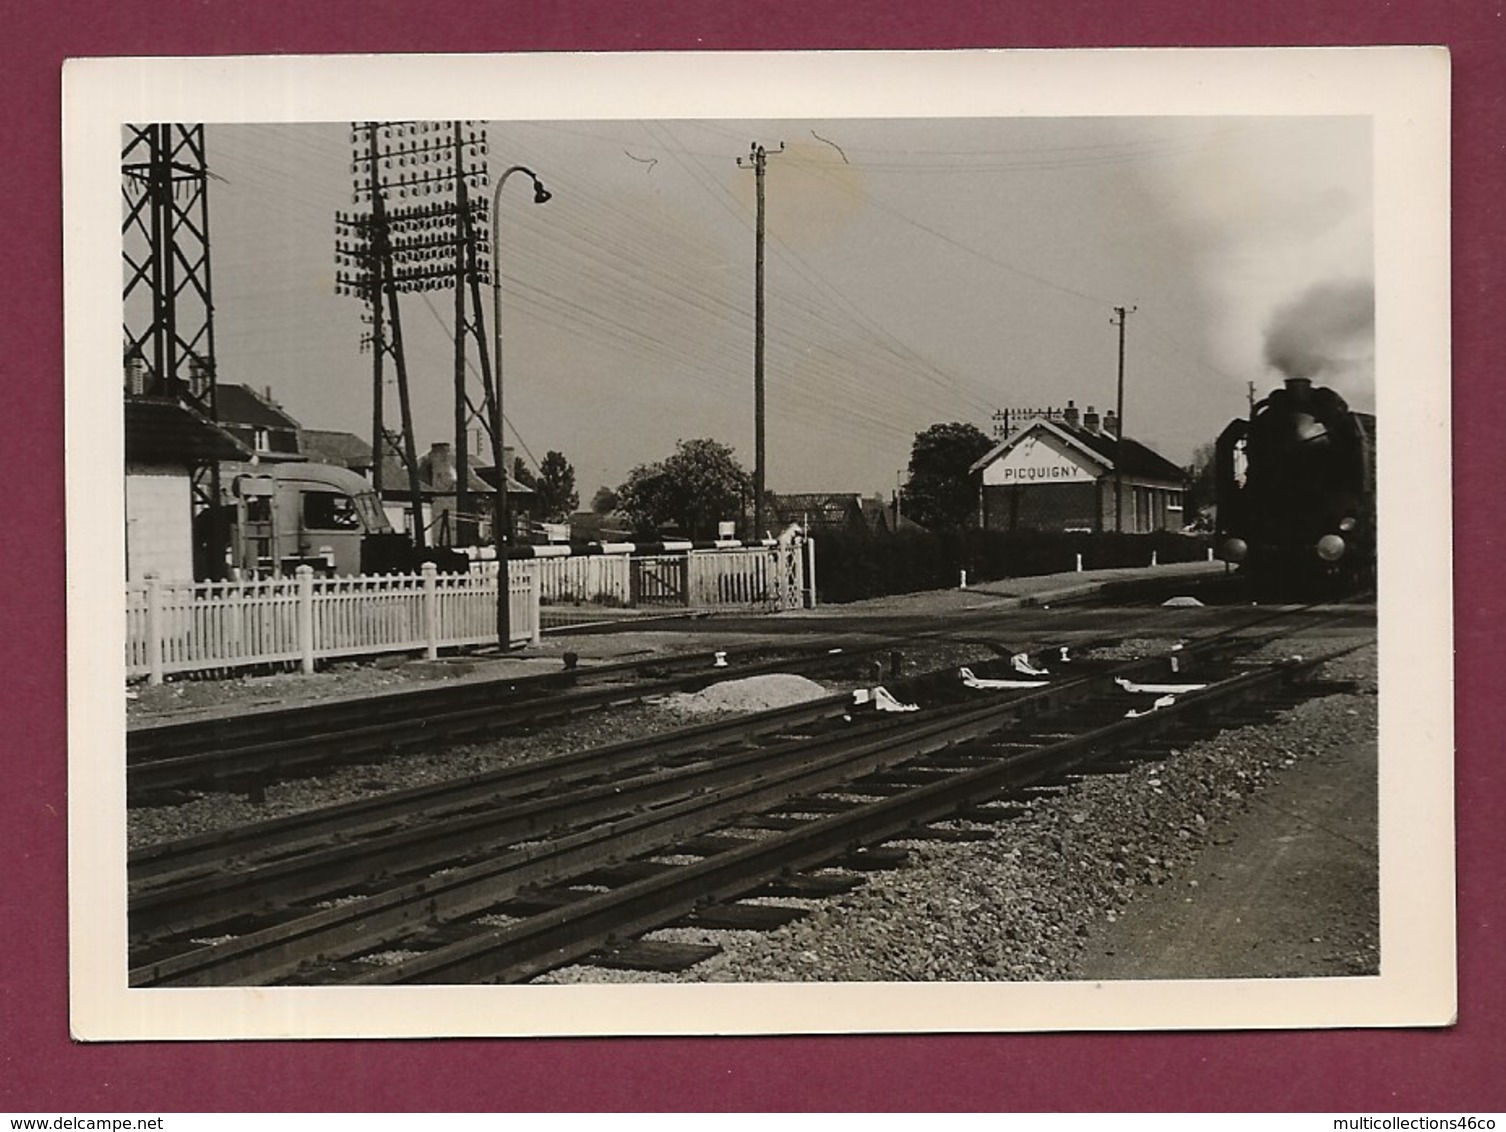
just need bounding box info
[127,630,1378,986]
[536,641,1378,985]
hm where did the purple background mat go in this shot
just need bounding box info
[7,2,1501,1112]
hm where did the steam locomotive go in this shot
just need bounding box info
[1214,377,1375,598]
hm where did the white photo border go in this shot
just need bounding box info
[64,48,1454,1040]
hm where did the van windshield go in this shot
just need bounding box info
[354,492,389,533]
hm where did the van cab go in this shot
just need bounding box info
[228,462,394,577]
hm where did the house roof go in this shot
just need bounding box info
[969,418,1185,484]
[125,397,251,465]
[771,493,866,525]
[214,384,302,430]
[301,429,373,470]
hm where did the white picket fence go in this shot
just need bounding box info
[534,543,814,613]
[126,563,540,684]
[534,554,632,606]
[126,543,815,683]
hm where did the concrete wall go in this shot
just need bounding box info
[983,482,1097,532]
[985,479,1185,534]
[126,465,194,581]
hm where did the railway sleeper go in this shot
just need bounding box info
[905,823,997,843]
[749,872,862,899]
[578,860,680,886]
[590,939,723,973]
[767,796,865,815]
[738,814,816,831]
[952,803,1032,823]
[677,901,810,931]
[679,832,763,857]
[493,887,599,917]
[853,766,960,787]
[835,845,909,871]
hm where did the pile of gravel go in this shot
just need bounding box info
[655,673,833,715]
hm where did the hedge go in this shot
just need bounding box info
[811,529,1211,604]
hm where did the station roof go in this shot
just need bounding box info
[125,397,251,466]
[969,417,1185,484]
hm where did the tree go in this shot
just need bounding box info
[616,438,752,540]
[590,485,619,514]
[1182,441,1218,532]
[902,422,994,530]
[511,456,538,492]
[534,450,579,521]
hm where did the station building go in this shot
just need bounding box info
[970,402,1188,534]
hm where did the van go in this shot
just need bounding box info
[198,462,400,578]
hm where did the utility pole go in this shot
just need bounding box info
[339,122,494,552]
[453,123,472,544]
[1112,305,1136,534]
[363,123,387,499]
[739,141,783,541]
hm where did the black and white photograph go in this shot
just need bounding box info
[65,50,1453,1039]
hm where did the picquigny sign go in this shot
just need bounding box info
[981,432,1101,486]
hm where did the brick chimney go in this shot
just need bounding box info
[427,442,456,491]
[1063,400,1080,428]
[1083,405,1100,432]
[1103,410,1120,437]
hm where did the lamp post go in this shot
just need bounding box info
[489,165,551,647]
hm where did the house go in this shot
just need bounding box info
[769,493,879,538]
[300,428,375,477]
[213,384,304,462]
[970,401,1187,534]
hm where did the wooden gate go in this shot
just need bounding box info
[630,555,688,606]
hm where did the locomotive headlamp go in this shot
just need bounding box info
[1338,516,1358,532]
[1218,537,1248,563]
[1316,534,1347,562]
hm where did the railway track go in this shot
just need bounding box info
[128,609,1364,987]
[126,602,1236,801]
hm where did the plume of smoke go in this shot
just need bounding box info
[1263,279,1375,382]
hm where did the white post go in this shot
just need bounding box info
[1151,550,1158,567]
[146,574,163,686]
[959,569,968,589]
[422,562,438,660]
[296,565,315,675]
[1076,553,1083,572]
[530,568,543,646]
[805,536,818,608]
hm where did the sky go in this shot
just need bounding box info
[199,115,1373,499]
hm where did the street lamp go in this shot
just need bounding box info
[489,165,551,647]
